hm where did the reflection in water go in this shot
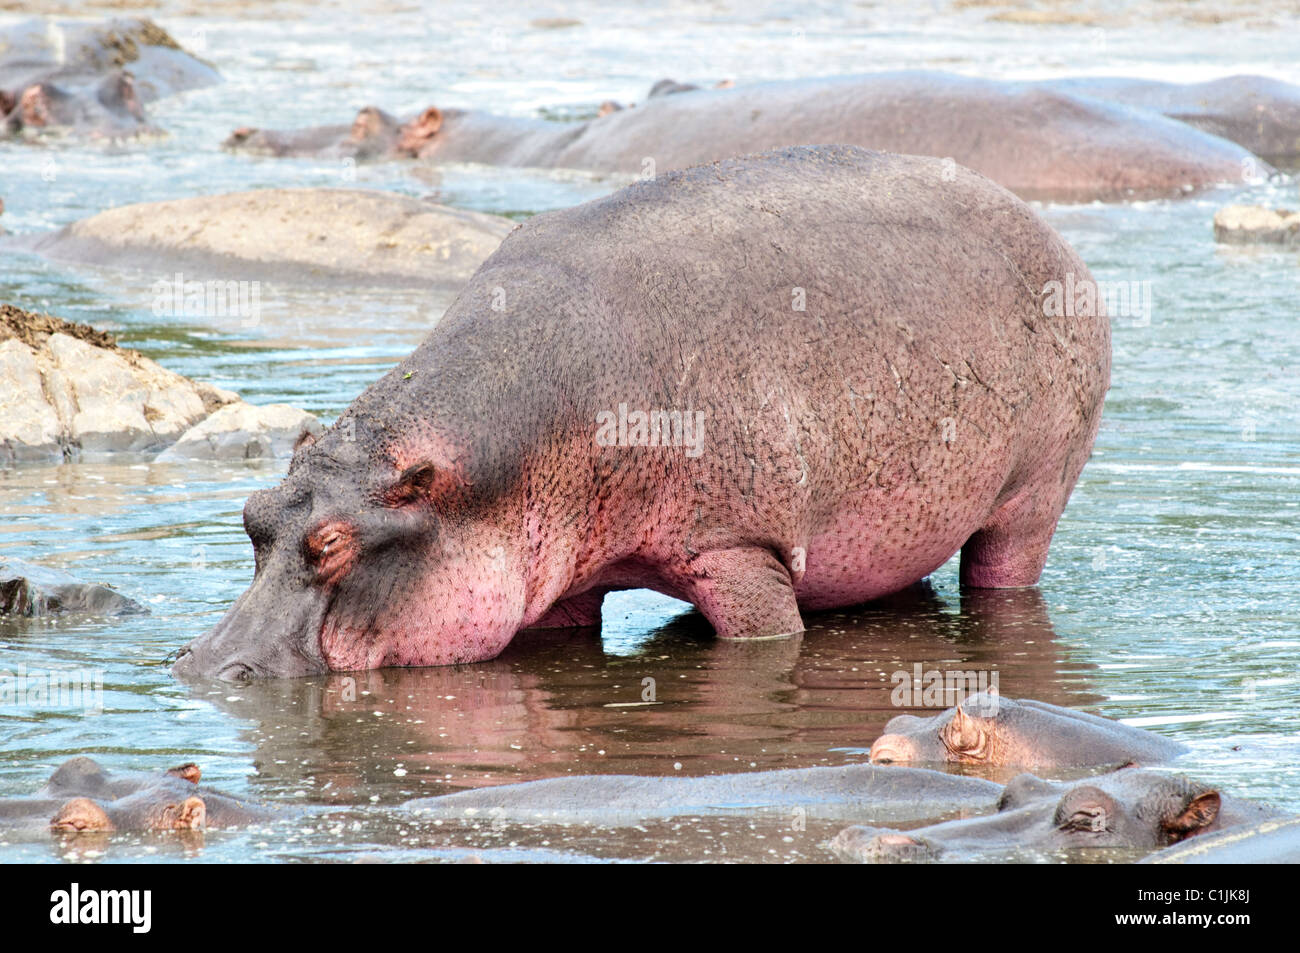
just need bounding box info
[187,584,1094,803]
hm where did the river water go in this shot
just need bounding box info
[0,0,1298,863]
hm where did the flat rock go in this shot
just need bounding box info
[157,402,323,461]
[0,557,145,617]
[22,188,515,290]
[1213,204,1300,246]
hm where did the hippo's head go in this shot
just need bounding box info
[50,794,207,833]
[869,691,1007,766]
[831,770,1223,862]
[172,410,529,680]
[868,693,1184,769]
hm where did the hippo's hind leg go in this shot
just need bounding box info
[525,588,608,629]
[959,486,1061,589]
[684,547,805,640]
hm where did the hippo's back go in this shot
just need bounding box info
[427,146,1108,605]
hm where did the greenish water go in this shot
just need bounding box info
[1,1,1298,862]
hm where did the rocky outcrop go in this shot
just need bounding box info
[0,304,319,463]
[1213,204,1300,246]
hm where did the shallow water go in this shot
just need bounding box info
[1,1,1299,863]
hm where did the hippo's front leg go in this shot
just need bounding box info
[684,547,805,639]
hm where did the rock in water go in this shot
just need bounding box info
[0,304,316,463]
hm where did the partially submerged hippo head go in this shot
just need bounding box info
[869,693,1186,769]
[4,72,147,138]
[173,413,523,680]
[832,769,1227,862]
[51,792,206,833]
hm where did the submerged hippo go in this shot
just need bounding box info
[1039,74,1300,167]
[831,768,1282,862]
[173,145,1110,680]
[0,757,274,833]
[225,71,1263,202]
[1,18,216,141]
[406,764,1002,827]
[2,72,153,140]
[868,693,1187,769]
[1,557,145,617]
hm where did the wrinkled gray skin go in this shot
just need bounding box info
[869,692,1187,769]
[1,557,145,617]
[1039,74,1300,167]
[172,145,1109,680]
[831,768,1282,862]
[406,764,1002,827]
[0,17,217,139]
[0,757,276,833]
[225,70,1266,202]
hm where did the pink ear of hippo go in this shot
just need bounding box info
[396,106,443,155]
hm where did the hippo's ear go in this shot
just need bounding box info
[942,704,990,761]
[396,106,443,155]
[166,763,202,785]
[168,796,207,831]
[1164,790,1220,840]
[380,460,468,508]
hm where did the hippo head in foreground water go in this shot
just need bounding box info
[868,693,1187,769]
[831,769,1241,862]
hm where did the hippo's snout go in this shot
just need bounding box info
[172,578,330,682]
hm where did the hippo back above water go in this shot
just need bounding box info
[174,144,1111,680]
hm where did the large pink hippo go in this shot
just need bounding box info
[225,71,1265,203]
[172,145,1110,680]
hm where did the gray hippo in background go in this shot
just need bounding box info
[0,757,277,833]
[172,145,1110,680]
[225,71,1264,203]
[2,72,154,140]
[869,693,1187,769]
[1038,74,1300,167]
[831,768,1283,862]
[0,557,145,617]
[0,17,217,140]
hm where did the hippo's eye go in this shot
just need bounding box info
[1059,808,1110,834]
